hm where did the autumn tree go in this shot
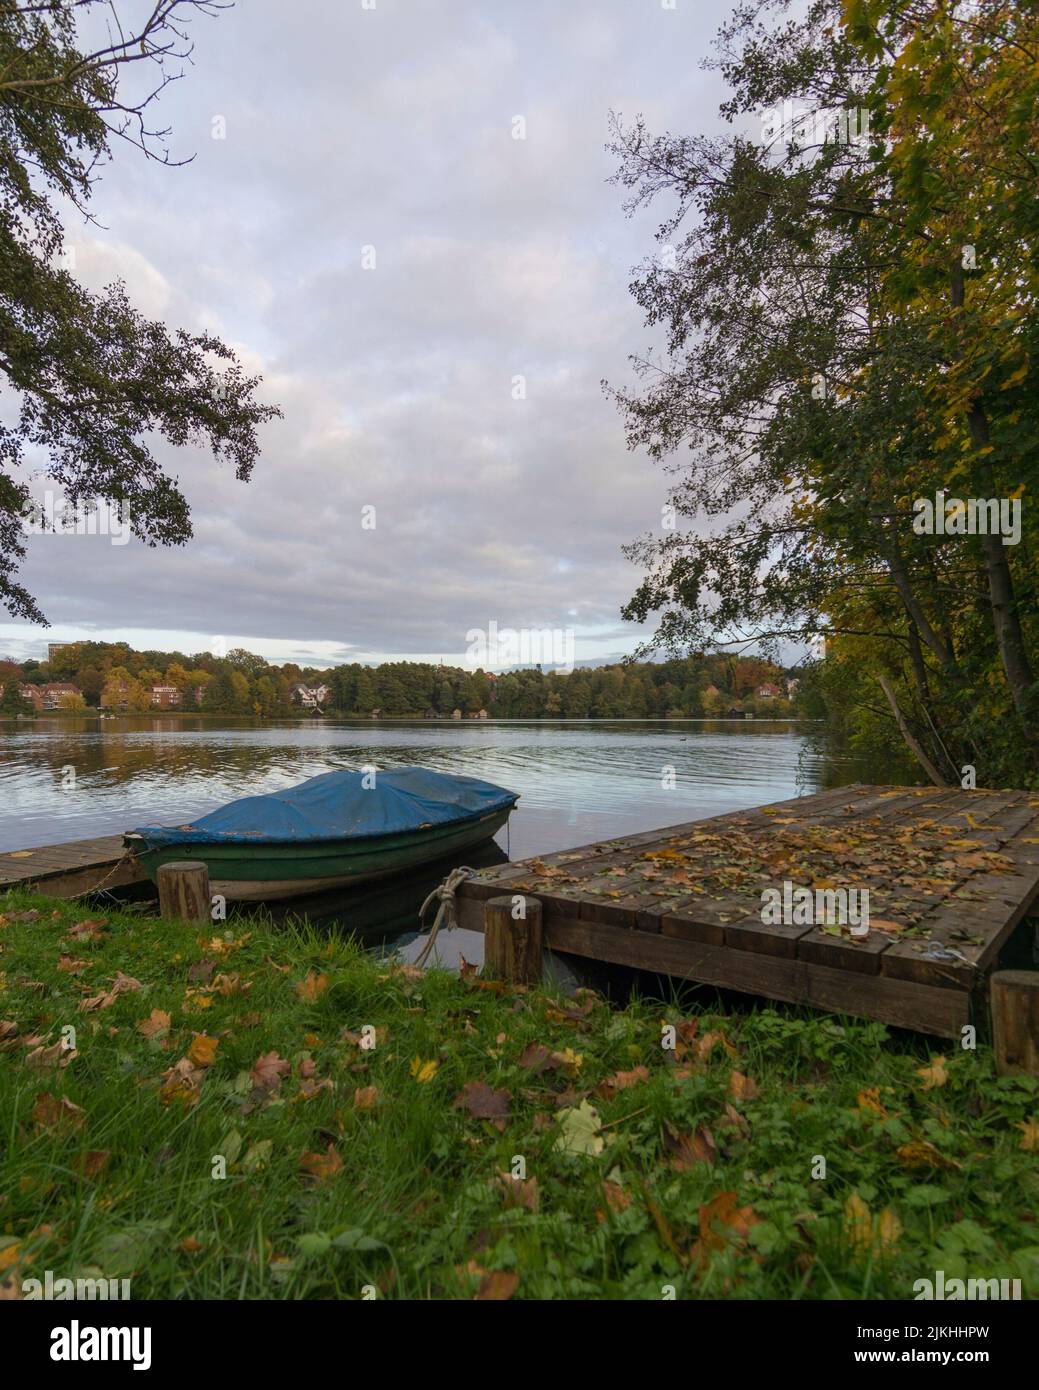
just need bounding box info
[609,0,1038,784]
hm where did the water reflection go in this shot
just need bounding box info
[0,716,882,856]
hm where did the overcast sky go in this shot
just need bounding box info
[4,0,735,670]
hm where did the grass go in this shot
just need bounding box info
[1,888,1037,1300]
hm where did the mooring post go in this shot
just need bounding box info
[157,860,211,924]
[991,970,1039,1076]
[483,894,543,985]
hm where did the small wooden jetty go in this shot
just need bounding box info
[0,834,145,898]
[454,785,1039,1038]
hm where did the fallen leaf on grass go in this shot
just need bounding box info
[299,1143,342,1183]
[602,1179,632,1213]
[1015,1118,1039,1152]
[895,1140,960,1170]
[728,1070,759,1101]
[180,1237,204,1255]
[80,971,142,1013]
[137,1010,171,1039]
[916,1056,949,1090]
[689,1190,761,1268]
[494,1171,538,1212]
[459,956,506,996]
[597,1065,649,1097]
[844,1192,901,1256]
[550,1047,583,1075]
[159,1057,205,1108]
[74,1150,111,1180]
[554,1099,604,1156]
[213,972,251,997]
[25,1041,76,1070]
[187,1033,218,1068]
[475,1270,519,1300]
[717,1102,749,1137]
[56,956,88,974]
[664,1123,716,1169]
[250,1051,291,1096]
[517,1042,561,1073]
[410,1057,438,1084]
[31,1092,85,1130]
[296,971,329,1002]
[453,1080,510,1125]
[66,919,106,942]
[353,1085,379,1110]
[856,1087,888,1117]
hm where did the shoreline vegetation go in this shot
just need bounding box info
[1,641,801,723]
[1,890,1037,1300]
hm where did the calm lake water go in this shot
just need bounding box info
[0,716,872,855]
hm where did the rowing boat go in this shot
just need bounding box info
[124,766,518,900]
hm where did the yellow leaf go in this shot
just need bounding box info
[916,1056,948,1090]
[1016,1118,1039,1152]
[877,1207,902,1251]
[856,1087,887,1117]
[188,1033,218,1068]
[410,1057,438,1084]
[844,1192,872,1251]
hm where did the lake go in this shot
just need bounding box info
[0,716,872,856]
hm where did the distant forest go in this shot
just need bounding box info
[0,642,801,720]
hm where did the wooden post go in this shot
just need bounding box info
[991,970,1039,1075]
[157,860,212,924]
[483,894,543,985]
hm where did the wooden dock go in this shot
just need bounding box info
[454,785,1039,1038]
[0,834,146,898]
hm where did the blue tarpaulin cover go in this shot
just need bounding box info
[130,766,518,847]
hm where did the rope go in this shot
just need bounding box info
[412,865,475,969]
[70,847,137,899]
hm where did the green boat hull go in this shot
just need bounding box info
[126,806,512,901]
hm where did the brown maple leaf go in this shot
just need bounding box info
[299,1143,342,1182]
[250,1050,291,1095]
[453,1080,511,1124]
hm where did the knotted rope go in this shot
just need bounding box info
[412,865,474,969]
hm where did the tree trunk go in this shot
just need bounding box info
[967,405,1038,767]
[877,674,948,786]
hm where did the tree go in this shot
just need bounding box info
[0,679,30,715]
[0,1,281,622]
[608,0,1038,784]
[101,666,148,712]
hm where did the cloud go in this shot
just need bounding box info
[10,0,727,665]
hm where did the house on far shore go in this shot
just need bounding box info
[785,678,800,698]
[756,682,782,700]
[451,708,462,720]
[423,707,439,719]
[8,681,84,711]
[149,685,181,708]
[292,682,330,709]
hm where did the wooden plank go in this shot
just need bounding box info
[542,913,967,1038]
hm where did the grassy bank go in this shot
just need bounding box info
[1,889,1037,1300]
